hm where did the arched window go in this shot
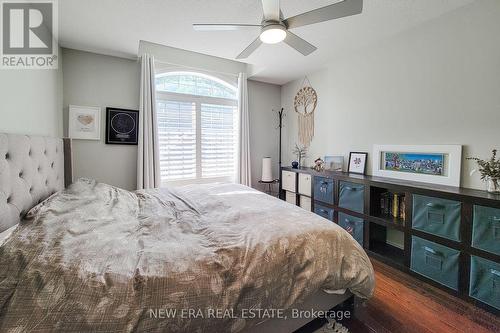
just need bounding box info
[155,71,238,185]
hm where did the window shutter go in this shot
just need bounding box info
[201,103,238,179]
[157,100,197,181]
[155,72,238,185]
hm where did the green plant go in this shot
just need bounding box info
[292,144,307,165]
[467,149,500,180]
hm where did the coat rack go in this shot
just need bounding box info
[275,107,285,170]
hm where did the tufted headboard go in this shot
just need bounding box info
[0,133,73,233]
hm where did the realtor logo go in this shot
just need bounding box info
[1,0,58,69]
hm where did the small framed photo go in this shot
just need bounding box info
[68,105,101,140]
[348,152,368,174]
[106,107,139,145]
[325,155,344,171]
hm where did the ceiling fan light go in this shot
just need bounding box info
[259,25,286,44]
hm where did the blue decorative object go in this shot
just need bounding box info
[292,161,299,169]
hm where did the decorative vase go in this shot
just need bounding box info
[291,161,299,169]
[486,177,500,194]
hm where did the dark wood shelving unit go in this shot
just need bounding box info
[280,166,500,315]
[368,241,406,266]
[367,214,406,231]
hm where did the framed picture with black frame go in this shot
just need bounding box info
[105,107,139,145]
[348,152,368,175]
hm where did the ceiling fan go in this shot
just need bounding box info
[193,0,363,59]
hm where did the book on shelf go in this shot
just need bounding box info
[379,191,406,223]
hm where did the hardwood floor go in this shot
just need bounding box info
[341,259,500,333]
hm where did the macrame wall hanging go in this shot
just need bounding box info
[294,76,317,147]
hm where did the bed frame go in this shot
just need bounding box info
[0,133,72,234]
[0,132,353,332]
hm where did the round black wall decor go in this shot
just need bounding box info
[106,107,139,144]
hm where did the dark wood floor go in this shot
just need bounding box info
[342,259,500,333]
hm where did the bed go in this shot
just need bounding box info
[0,133,374,333]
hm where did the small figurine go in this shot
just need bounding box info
[313,157,325,172]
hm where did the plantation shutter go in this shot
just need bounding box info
[155,72,238,185]
[156,100,197,181]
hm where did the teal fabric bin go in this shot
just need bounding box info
[470,256,500,310]
[412,194,461,241]
[410,236,460,290]
[314,176,334,205]
[472,205,500,256]
[338,181,364,214]
[338,213,364,246]
[314,204,334,221]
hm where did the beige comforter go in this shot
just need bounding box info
[0,179,374,332]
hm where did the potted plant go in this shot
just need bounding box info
[467,149,500,193]
[292,144,307,168]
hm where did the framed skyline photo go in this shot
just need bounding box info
[106,107,139,145]
[382,152,445,176]
[372,144,462,187]
[348,152,368,175]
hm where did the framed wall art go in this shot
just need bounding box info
[325,155,344,171]
[105,107,139,145]
[68,105,101,140]
[372,144,462,187]
[348,152,368,175]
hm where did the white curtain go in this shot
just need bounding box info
[237,72,252,186]
[137,54,160,189]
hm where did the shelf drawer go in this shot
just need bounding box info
[298,173,312,196]
[410,236,460,291]
[282,171,296,192]
[300,196,312,211]
[412,195,461,241]
[470,256,500,310]
[314,203,334,221]
[314,176,334,205]
[338,213,364,246]
[285,191,296,205]
[472,205,500,256]
[338,181,364,213]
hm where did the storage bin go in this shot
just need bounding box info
[300,196,312,211]
[412,194,461,241]
[314,204,334,221]
[338,181,365,213]
[314,176,334,205]
[285,191,296,205]
[298,173,312,196]
[410,236,460,290]
[472,205,500,256]
[469,256,500,310]
[282,170,296,192]
[338,212,364,246]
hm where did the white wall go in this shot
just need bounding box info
[62,48,140,190]
[0,50,63,136]
[248,80,282,189]
[281,0,500,190]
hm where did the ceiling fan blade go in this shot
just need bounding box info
[261,0,280,21]
[236,37,263,59]
[284,0,363,29]
[193,24,261,31]
[283,31,317,56]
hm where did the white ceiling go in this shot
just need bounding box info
[59,0,476,85]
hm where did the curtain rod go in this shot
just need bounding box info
[154,58,241,78]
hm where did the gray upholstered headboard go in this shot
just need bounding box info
[0,133,72,233]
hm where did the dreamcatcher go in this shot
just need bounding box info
[294,76,317,147]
